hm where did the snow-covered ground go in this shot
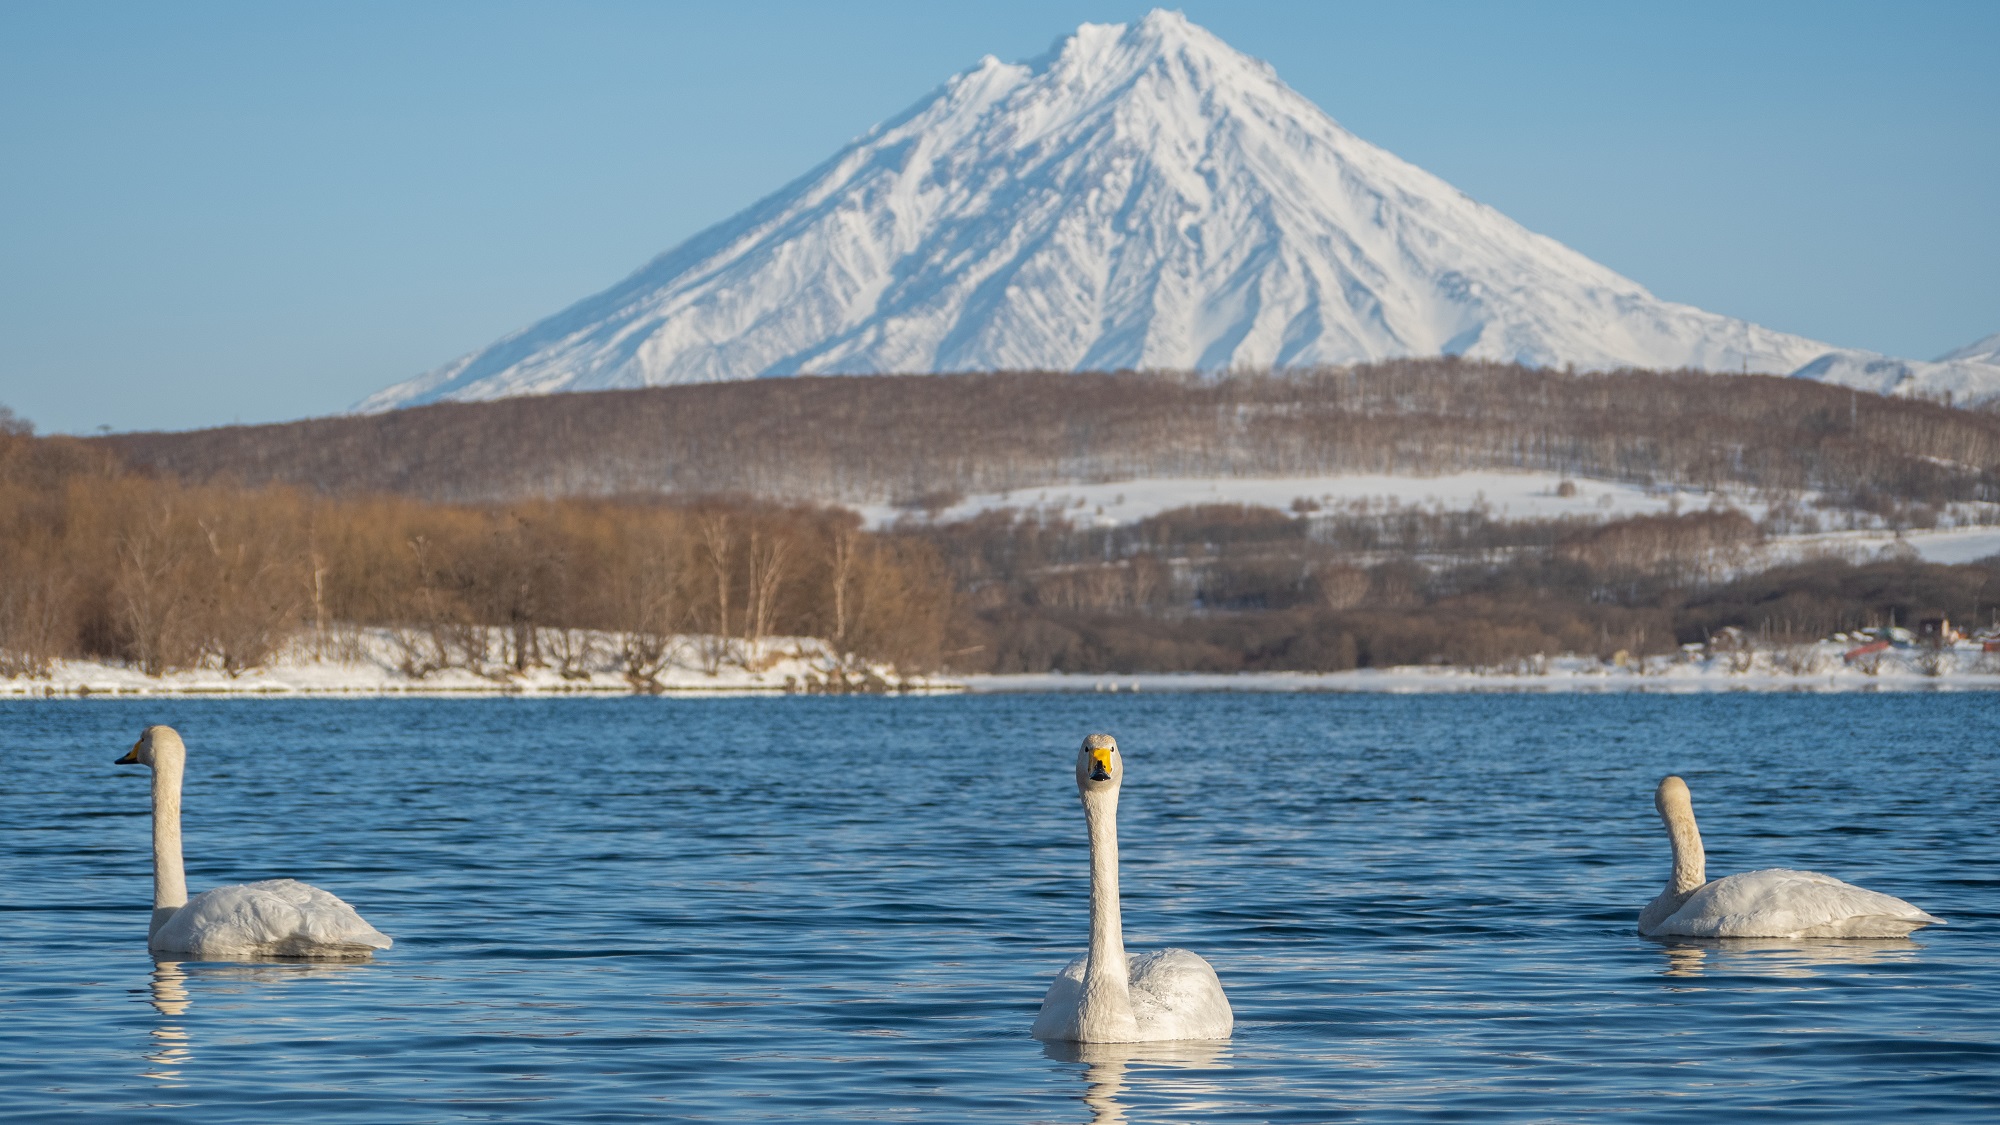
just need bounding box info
[0,628,951,698]
[861,471,1750,529]
[10,631,1997,697]
[965,646,2000,694]
[962,668,2000,693]
[1777,526,2000,566]
[860,469,2000,567]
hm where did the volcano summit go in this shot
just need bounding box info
[359,10,1839,413]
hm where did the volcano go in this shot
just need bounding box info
[359,10,1837,412]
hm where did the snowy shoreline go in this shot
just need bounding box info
[968,645,2000,693]
[0,629,959,699]
[960,668,2000,695]
[6,638,1997,698]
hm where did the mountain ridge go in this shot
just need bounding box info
[1939,332,2000,366]
[1791,331,2000,405]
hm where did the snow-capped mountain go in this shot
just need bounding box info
[1790,331,2000,406]
[1939,332,2000,367]
[359,9,1842,413]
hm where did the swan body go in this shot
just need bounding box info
[1638,775,1939,939]
[1033,948,1233,1043]
[117,726,391,960]
[151,879,391,959]
[1032,734,1232,1043]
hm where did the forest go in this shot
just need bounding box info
[8,358,2000,680]
[0,409,949,681]
[914,501,2000,673]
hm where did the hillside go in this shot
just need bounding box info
[106,362,2000,516]
[21,369,2000,677]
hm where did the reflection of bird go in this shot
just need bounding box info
[1638,775,1940,938]
[1043,1039,1231,1125]
[148,960,191,1016]
[139,958,365,1084]
[117,726,391,959]
[1032,735,1232,1043]
[142,962,193,1083]
[1655,936,1922,979]
[1659,945,1706,979]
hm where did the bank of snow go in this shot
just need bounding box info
[0,629,954,698]
[13,633,1998,698]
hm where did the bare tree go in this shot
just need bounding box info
[697,512,734,673]
[828,524,856,650]
[114,502,205,675]
[744,528,789,652]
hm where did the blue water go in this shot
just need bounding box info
[2,695,1996,1122]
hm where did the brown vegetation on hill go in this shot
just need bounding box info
[15,361,2000,679]
[0,416,949,680]
[911,502,2000,673]
[97,361,2000,514]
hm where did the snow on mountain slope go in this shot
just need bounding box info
[358,9,1840,413]
[1789,344,2000,406]
[1938,332,2000,366]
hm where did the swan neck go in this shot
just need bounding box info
[1080,786,1135,1033]
[1084,788,1127,976]
[150,748,188,933]
[1663,799,1705,895]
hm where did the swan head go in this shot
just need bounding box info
[1076,733,1123,792]
[1655,774,1693,820]
[117,725,186,769]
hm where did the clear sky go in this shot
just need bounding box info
[2,1,1994,434]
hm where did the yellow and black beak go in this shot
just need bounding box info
[115,742,141,766]
[1088,746,1114,781]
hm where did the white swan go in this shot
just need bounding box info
[1032,734,1232,1043]
[1638,775,1940,939]
[117,725,391,960]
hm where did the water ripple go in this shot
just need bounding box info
[2,694,1996,1121]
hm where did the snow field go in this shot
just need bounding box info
[860,471,1751,530]
[858,468,2000,568]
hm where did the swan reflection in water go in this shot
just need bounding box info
[1042,1038,1231,1124]
[142,962,194,1083]
[139,959,370,1085]
[1655,936,1923,979]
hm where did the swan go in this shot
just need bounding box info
[1032,734,1232,1043]
[1638,775,1940,939]
[116,725,391,960]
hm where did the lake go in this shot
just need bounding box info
[2,694,1995,1122]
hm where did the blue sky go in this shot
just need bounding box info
[2,1,1994,434]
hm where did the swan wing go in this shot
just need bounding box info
[1030,955,1090,1041]
[151,879,392,959]
[1660,869,1940,938]
[1128,948,1232,1041]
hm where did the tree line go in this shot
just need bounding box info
[909,501,2000,673]
[0,414,950,680]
